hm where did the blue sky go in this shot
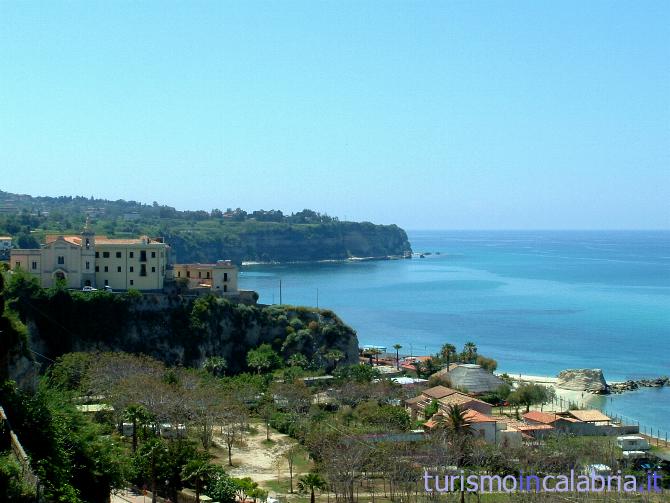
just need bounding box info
[0,1,668,229]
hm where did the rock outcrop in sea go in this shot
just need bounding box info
[609,377,669,394]
[556,369,609,394]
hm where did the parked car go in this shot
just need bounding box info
[104,285,113,292]
[82,286,98,292]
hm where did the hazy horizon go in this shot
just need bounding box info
[1,1,668,230]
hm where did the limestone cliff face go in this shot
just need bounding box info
[13,291,359,373]
[165,222,412,264]
[556,369,609,393]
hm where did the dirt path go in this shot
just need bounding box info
[213,424,295,482]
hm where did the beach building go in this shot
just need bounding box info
[566,409,612,426]
[442,364,507,394]
[522,411,582,432]
[423,406,522,446]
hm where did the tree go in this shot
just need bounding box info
[393,344,402,370]
[440,343,456,369]
[124,404,151,454]
[232,477,258,502]
[283,444,302,493]
[297,472,327,503]
[508,383,555,412]
[203,356,227,377]
[208,468,237,503]
[443,404,472,436]
[181,457,217,503]
[246,344,282,374]
[323,349,345,371]
[287,353,308,368]
[258,401,275,441]
[220,399,248,466]
[462,342,478,363]
[135,437,169,503]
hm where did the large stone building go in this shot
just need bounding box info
[10,225,170,291]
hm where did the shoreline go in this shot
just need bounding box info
[241,254,409,266]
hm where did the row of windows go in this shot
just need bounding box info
[94,265,160,275]
[95,250,161,260]
[176,271,229,280]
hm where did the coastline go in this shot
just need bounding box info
[241,254,409,266]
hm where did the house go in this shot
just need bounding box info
[424,408,522,446]
[566,409,612,425]
[405,385,492,421]
[172,261,239,294]
[440,364,507,394]
[522,411,582,432]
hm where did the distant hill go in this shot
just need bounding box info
[0,190,412,263]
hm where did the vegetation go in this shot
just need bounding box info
[0,190,412,263]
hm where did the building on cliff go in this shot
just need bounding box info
[9,223,240,294]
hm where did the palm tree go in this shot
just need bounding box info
[463,342,478,363]
[124,404,150,454]
[203,355,227,377]
[444,404,472,436]
[297,472,327,503]
[368,347,382,365]
[440,343,456,370]
[181,457,216,503]
[393,343,402,370]
[324,349,345,370]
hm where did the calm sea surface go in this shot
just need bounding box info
[240,231,670,433]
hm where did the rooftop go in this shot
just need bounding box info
[422,385,458,399]
[523,411,564,425]
[567,409,611,423]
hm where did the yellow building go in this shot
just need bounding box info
[10,226,169,291]
[172,261,238,294]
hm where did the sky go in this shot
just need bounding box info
[0,1,668,230]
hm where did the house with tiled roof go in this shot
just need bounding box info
[404,385,492,421]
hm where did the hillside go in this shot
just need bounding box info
[0,190,412,263]
[4,276,359,374]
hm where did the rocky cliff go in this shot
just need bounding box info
[165,221,412,264]
[7,287,359,373]
[556,369,609,393]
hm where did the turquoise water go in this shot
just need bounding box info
[239,230,670,432]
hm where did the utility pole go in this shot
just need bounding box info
[279,279,282,305]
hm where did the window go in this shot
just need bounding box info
[15,261,20,269]
[177,271,181,278]
[85,238,90,249]
[206,272,210,279]
[86,261,90,270]
[224,284,227,292]
[151,266,156,273]
[140,264,147,277]
[186,271,190,278]
[95,251,100,258]
[130,266,134,272]
[130,280,134,286]
[224,272,228,281]
[117,266,122,272]
[104,279,109,286]
[95,266,100,272]
[58,256,65,265]
[116,251,122,258]
[151,251,156,258]
[198,271,202,279]
[32,261,37,270]
[140,250,147,262]
[129,251,134,258]
[104,266,109,272]
[103,251,110,258]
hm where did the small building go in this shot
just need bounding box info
[442,364,506,394]
[522,410,582,431]
[0,236,11,251]
[172,261,238,294]
[405,385,492,420]
[566,409,612,425]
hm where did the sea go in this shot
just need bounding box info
[239,230,670,435]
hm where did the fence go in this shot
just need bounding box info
[602,408,670,449]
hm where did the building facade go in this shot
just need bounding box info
[10,227,170,291]
[172,261,238,293]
